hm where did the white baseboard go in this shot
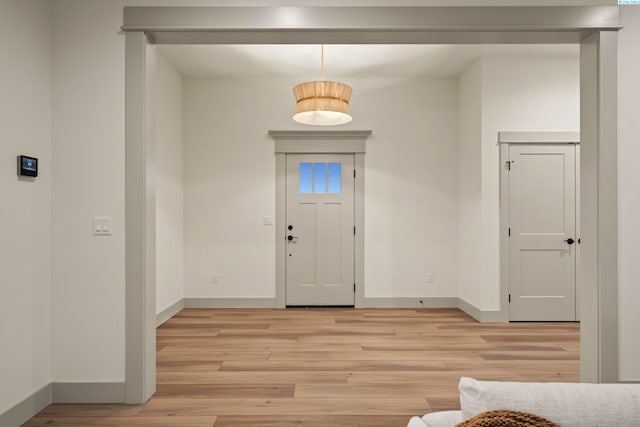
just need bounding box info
[177,296,500,323]
[457,298,506,323]
[156,299,185,327]
[183,297,461,309]
[0,383,51,427]
[478,310,505,323]
[184,297,277,308]
[363,297,458,308]
[179,296,504,323]
[0,381,127,427]
[51,382,126,404]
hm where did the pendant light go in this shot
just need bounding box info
[292,45,353,126]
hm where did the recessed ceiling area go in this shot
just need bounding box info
[158,44,579,78]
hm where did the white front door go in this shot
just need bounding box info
[286,154,355,306]
[508,144,577,321]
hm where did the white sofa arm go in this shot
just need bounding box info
[407,411,464,427]
[407,416,428,427]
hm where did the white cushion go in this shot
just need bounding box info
[459,376,640,427]
[422,410,464,427]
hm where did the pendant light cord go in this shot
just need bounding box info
[321,44,325,81]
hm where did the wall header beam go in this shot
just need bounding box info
[122,6,620,45]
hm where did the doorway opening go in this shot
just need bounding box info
[124,6,620,403]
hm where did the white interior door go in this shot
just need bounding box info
[286,154,355,306]
[508,144,577,321]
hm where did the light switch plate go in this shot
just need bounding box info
[263,215,274,225]
[93,216,112,235]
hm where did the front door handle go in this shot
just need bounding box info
[565,238,575,245]
[287,235,298,241]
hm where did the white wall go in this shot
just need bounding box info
[183,76,458,300]
[465,56,580,311]
[618,5,640,382]
[0,0,52,414]
[457,60,483,309]
[183,78,278,299]
[155,52,184,314]
[361,78,458,298]
[51,0,125,382]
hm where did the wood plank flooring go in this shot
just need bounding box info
[25,308,579,427]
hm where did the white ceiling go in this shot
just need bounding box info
[157,44,579,78]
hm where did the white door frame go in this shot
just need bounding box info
[270,130,370,309]
[499,131,581,322]
[123,6,620,403]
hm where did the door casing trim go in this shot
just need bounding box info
[270,130,370,308]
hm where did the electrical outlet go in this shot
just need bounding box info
[427,273,434,284]
[212,273,220,285]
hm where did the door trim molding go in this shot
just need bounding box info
[270,130,371,153]
[499,131,580,144]
[499,134,580,324]
[270,130,370,308]
[499,143,511,324]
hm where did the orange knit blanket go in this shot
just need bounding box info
[456,410,560,427]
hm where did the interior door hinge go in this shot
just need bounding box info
[508,228,511,237]
[354,283,356,293]
[506,161,513,171]
[508,294,511,303]
[354,226,356,235]
[354,169,356,178]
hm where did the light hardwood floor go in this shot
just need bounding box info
[25,308,579,427]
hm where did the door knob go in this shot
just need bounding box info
[287,235,298,241]
[565,238,575,245]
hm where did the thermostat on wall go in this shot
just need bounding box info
[17,155,38,177]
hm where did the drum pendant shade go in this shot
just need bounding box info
[292,80,352,126]
[292,46,353,126]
